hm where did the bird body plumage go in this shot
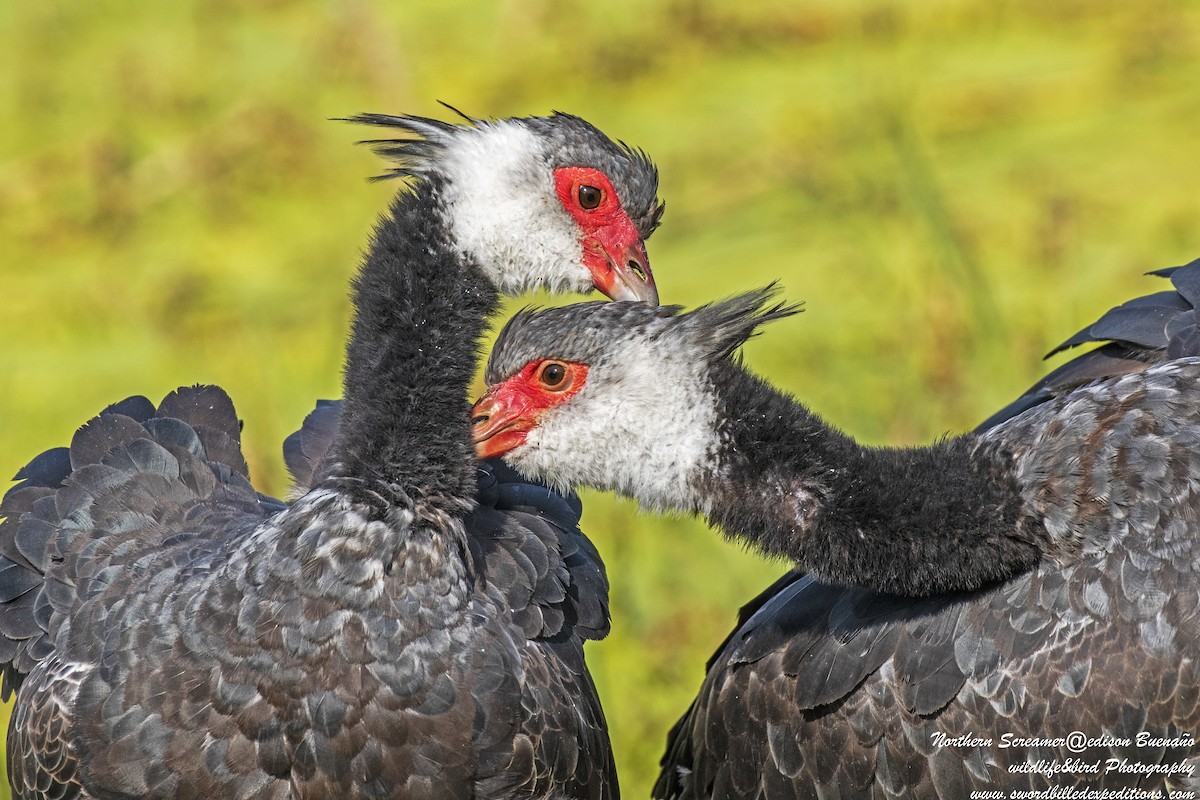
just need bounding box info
[475,284,1200,798]
[0,109,663,799]
[4,387,612,799]
[657,358,1200,798]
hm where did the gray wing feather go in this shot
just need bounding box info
[980,260,1200,430]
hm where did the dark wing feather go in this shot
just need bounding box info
[657,553,1200,798]
[980,259,1200,429]
[1046,290,1188,356]
[98,394,157,423]
[0,386,281,797]
[468,459,615,799]
[10,447,72,491]
[282,398,341,491]
[155,385,242,439]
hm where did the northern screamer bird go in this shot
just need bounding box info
[470,278,1200,798]
[0,109,662,800]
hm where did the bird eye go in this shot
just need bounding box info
[577,185,603,210]
[538,361,569,390]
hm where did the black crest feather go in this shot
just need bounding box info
[685,284,803,361]
[338,112,463,181]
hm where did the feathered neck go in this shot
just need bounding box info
[328,177,498,515]
[697,362,1051,596]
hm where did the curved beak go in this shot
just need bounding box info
[587,225,658,304]
[471,386,533,460]
[604,239,658,304]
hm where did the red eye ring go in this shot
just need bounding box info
[554,167,620,225]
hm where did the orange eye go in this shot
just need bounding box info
[537,361,571,391]
[577,185,603,210]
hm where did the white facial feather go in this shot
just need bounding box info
[437,121,593,295]
[505,332,720,513]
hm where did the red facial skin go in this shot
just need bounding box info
[472,360,589,459]
[553,166,657,304]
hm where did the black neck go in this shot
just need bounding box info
[328,179,498,514]
[700,363,1049,596]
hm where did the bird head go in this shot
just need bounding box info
[471,287,800,508]
[348,106,662,302]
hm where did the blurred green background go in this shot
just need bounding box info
[2,0,1199,796]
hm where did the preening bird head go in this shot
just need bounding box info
[472,287,800,510]
[349,106,662,302]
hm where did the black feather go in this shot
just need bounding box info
[983,259,1200,429]
[283,399,341,491]
[10,447,71,488]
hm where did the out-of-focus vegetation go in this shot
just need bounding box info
[2,1,1199,795]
